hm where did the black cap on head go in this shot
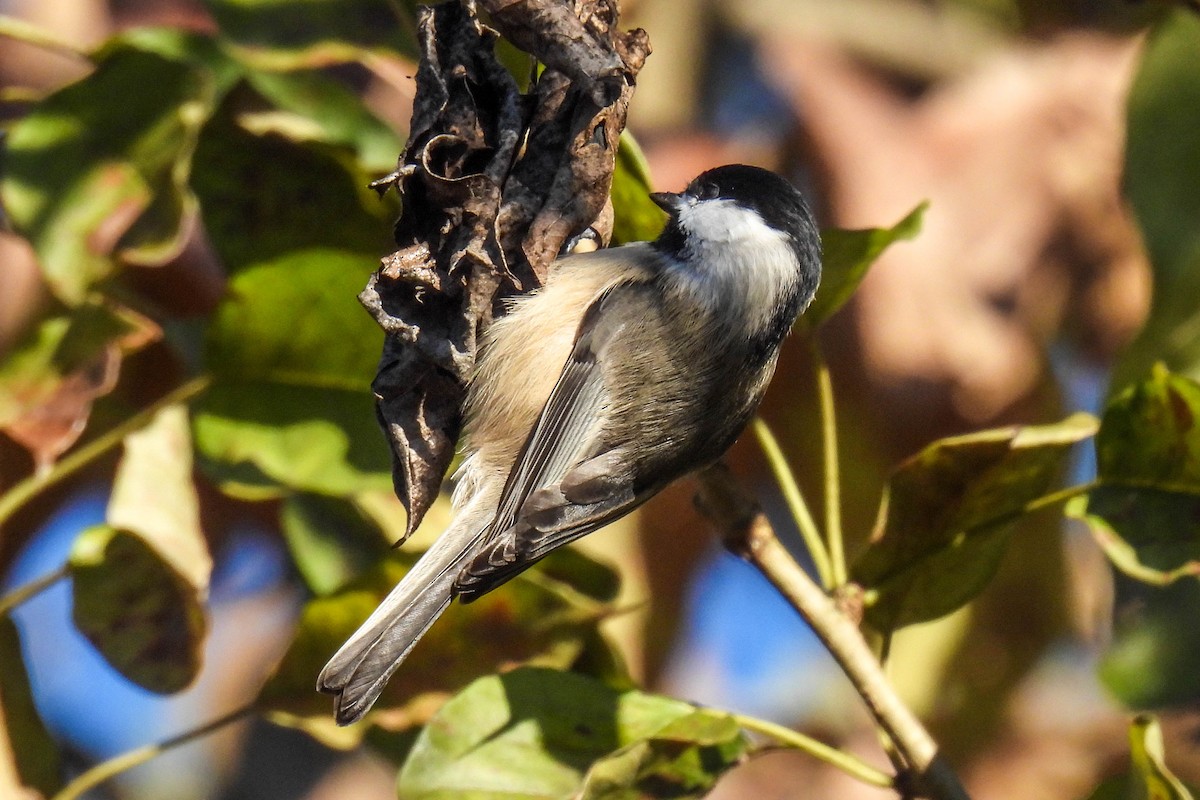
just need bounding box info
[685,164,815,242]
[654,165,821,297]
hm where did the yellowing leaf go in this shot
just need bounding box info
[0,300,160,472]
[1129,715,1194,800]
[108,404,211,592]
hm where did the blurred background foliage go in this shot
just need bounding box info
[1,0,1200,799]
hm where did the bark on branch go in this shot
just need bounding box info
[695,463,973,800]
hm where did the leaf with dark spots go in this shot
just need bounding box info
[1096,365,1200,488]
[69,525,207,693]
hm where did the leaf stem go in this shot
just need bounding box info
[0,85,45,104]
[0,376,212,531]
[752,417,834,589]
[811,340,846,586]
[958,479,1102,542]
[733,712,893,788]
[1022,480,1100,516]
[0,564,68,617]
[52,702,256,800]
[0,15,90,60]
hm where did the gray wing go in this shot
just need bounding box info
[454,285,662,600]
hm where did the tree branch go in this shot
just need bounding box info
[695,463,972,800]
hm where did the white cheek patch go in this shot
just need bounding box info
[676,198,780,246]
[671,199,798,330]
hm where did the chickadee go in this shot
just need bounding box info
[318,164,822,724]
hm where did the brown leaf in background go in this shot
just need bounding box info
[361,0,648,537]
[761,33,1145,428]
[0,300,160,473]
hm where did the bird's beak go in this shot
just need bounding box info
[650,191,684,215]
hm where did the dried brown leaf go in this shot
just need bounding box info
[363,0,648,536]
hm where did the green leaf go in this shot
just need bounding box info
[396,668,746,800]
[240,69,404,173]
[281,493,390,595]
[0,617,62,797]
[807,202,928,326]
[191,107,397,272]
[1084,771,1200,800]
[1114,10,1200,389]
[1084,715,1200,799]
[69,525,208,693]
[1098,364,1200,486]
[610,132,666,245]
[1101,579,1200,708]
[189,103,399,498]
[96,28,244,94]
[203,0,419,67]
[193,383,390,498]
[193,248,391,497]
[258,547,618,737]
[578,710,746,800]
[1086,369,1200,707]
[852,413,1097,633]
[204,250,382,383]
[1123,11,1200,289]
[1070,366,1200,585]
[1127,715,1194,800]
[2,44,220,303]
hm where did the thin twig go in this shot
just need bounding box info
[696,463,972,800]
[0,564,68,617]
[0,376,212,531]
[752,418,834,588]
[0,15,90,60]
[52,703,256,800]
[733,712,894,788]
[811,340,846,586]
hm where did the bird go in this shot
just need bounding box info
[317,163,822,725]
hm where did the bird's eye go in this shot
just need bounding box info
[696,182,719,200]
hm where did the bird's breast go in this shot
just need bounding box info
[457,246,659,496]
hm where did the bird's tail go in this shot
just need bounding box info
[316,500,489,725]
